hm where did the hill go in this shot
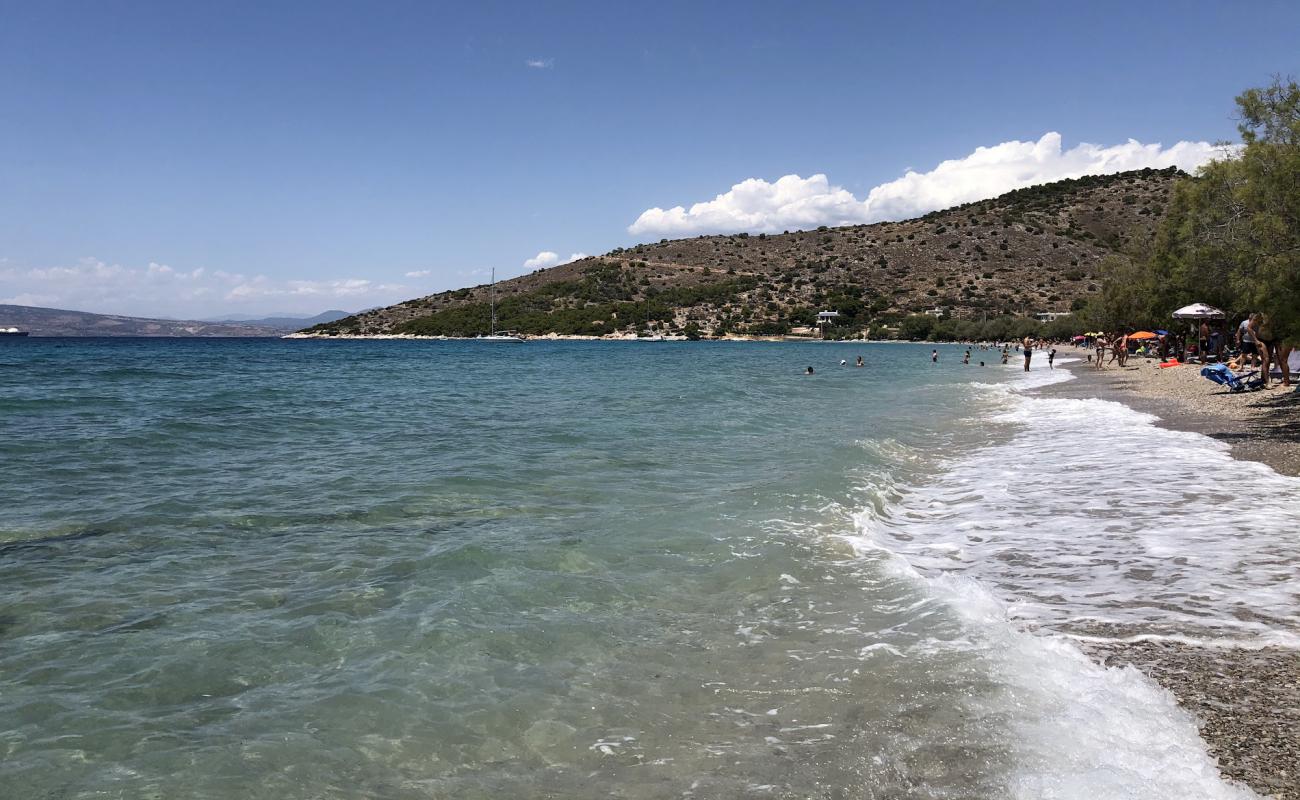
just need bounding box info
[0,305,287,337]
[306,167,1184,338]
[202,310,351,329]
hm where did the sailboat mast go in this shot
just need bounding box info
[490,268,497,335]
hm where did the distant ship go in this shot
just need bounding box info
[0,327,29,337]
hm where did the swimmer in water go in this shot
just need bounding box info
[855,356,864,367]
[805,366,815,375]
[931,350,938,363]
[840,359,847,366]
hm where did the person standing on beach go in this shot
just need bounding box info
[1022,336,1033,372]
[1278,340,1294,387]
[1095,335,1107,369]
[1250,313,1279,388]
[1048,348,1056,369]
[1237,314,1259,369]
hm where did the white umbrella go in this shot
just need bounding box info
[1171,303,1226,364]
[1171,303,1225,319]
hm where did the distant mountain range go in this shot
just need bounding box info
[201,310,351,327]
[0,305,349,337]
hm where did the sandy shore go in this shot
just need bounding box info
[1038,352,1299,799]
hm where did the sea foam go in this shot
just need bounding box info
[841,360,1286,798]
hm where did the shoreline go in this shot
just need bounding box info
[280,332,969,343]
[1037,350,1300,477]
[1035,354,1300,799]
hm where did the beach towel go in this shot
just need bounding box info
[1200,364,1263,392]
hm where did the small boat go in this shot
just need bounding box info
[478,269,525,341]
[0,327,29,337]
[635,333,665,342]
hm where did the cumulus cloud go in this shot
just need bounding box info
[522,251,588,270]
[0,256,409,318]
[404,269,432,278]
[627,132,1228,237]
[525,58,554,69]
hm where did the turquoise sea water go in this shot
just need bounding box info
[2,339,1295,799]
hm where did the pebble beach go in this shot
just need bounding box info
[1039,352,1300,799]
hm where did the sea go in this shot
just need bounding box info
[2,337,1296,800]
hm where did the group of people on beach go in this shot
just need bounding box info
[1234,312,1291,388]
[1074,313,1293,388]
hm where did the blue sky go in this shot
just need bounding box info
[1,0,1297,317]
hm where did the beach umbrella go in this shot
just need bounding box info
[1171,303,1225,319]
[1128,331,1158,340]
[1071,335,1086,341]
[1171,303,1225,364]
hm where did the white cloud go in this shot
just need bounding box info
[627,132,1228,237]
[0,256,408,318]
[525,58,554,69]
[405,269,432,278]
[522,251,587,270]
[523,251,560,269]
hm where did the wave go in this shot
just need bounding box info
[837,361,1283,798]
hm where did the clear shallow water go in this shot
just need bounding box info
[0,339,1285,799]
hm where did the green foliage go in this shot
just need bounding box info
[897,315,935,340]
[1088,78,1300,340]
[395,267,759,337]
[893,313,1075,342]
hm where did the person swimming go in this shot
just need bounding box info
[840,359,847,366]
[805,366,815,375]
[855,356,864,367]
[931,350,938,363]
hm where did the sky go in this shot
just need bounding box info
[1,0,1297,319]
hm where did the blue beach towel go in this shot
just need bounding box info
[1200,364,1263,392]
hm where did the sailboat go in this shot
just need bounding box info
[479,268,525,341]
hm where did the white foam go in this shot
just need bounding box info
[858,362,1300,644]
[835,360,1297,798]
